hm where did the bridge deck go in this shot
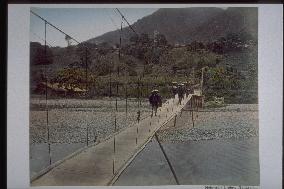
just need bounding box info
[31,94,193,186]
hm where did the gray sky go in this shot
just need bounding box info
[30,8,158,47]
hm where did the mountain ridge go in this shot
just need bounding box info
[87,7,257,45]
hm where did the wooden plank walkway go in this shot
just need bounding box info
[31,94,192,186]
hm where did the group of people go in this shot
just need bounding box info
[148,81,193,116]
[172,83,192,105]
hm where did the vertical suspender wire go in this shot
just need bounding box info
[108,61,114,174]
[113,20,123,175]
[113,112,116,175]
[113,68,119,175]
[136,79,138,145]
[44,21,51,166]
[113,81,116,175]
[136,76,141,145]
[115,11,139,145]
[85,47,88,95]
[140,76,143,106]
[125,81,128,114]
[117,20,122,114]
[85,46,89,146]
[121,20,127,121]
[109,65,112,97]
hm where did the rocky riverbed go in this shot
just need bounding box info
[157,104,258,142]
[30,98,153,177]
[30,98,152,144]
[158,127,258,142]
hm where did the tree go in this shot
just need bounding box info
[139,33,150,44]
[130,34,139,44]
[55,67,95,90]
[76,44,92,68]
[226,33,240,42]
[156,33,167,46]
[205,67,241,98]
[96,42,112,55]
[172,65,178,75]
[30,42,53,65]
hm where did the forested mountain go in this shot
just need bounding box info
[30,7,258,103]
[88,7,257,45]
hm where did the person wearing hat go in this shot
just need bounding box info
[172,86,177,97]
[149,89,162,117]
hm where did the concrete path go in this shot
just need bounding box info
[31,94,192,186]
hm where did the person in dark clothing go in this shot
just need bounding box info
[171,81,178,98]
[177,84,184,105]
[186,88,189,97]
[185,82,190,97]
[149,89,162,116]
[172,86,177,97]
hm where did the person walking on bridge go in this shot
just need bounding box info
[171,81,178,98]
[177,84,184,105]
[149,89,162,117]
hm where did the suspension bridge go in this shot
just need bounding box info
[28,8,260,187]
[31,92,204,186]
[29,9,205,186]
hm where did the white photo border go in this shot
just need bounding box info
[7,4,283,189]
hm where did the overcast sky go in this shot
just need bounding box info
[30,8,158,47]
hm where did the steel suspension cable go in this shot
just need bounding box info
[154,133,180,185]
[115,8,139,36]
[104,8,120,31]
[31,11,81,45]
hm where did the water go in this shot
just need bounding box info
[114,136,259,186]
[30,143,85,178]
[114,138,177,186]
[30,98,152,178]
[114,104,259,186]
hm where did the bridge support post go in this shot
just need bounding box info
[173,114,177,127]
[192,110,194,128]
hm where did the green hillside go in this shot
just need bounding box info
[30,7,258,103]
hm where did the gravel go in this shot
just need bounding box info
[30,100,259,179]
[30,98,153,176]
[30,98,152,144]
[157,127,258,142]
[157,104,258,142]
